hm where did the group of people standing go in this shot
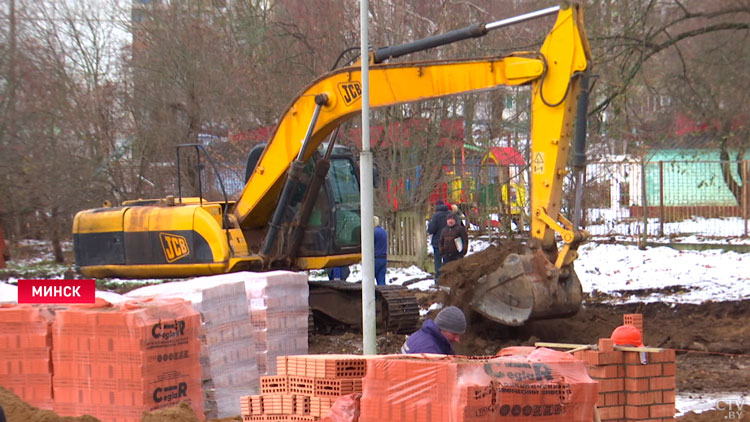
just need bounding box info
[427,200,469,278]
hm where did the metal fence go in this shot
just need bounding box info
[581,160,749,239]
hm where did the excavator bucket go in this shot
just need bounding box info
[440,241,582,326]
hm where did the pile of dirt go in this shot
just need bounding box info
[0,386,99,422]
[677,405,750,422]
[438,242,525,292]
[0,386,240,422]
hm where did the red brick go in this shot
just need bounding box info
[618,365,626,378]
[606,392,624,406]
[624,314,643,333]
[624,352,642,364]
[600,351,624,365]
[597,405,624,420]
[649,376,675,391]
[650,404,675,418]
[626,391,662,405]
[625,364,662,378]
[661,363,676,376]
[649,350,675,363]
[597,378,625,393]
[599,338,615,352]
[625,378,650,392]
[584,350,601,365]
[625,405,650,419]
[588,365,620,379]
[662,390,675,404]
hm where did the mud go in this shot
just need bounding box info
[438,242,526,293]
[310,299,750,393]
[0,386,241,422]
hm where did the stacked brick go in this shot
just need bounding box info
[0,304,54,409]
[201,281,260,418]
[245,271,309,376]
[126,275,261,418]
[240,354,368,421]
[573,315,676,422]
[360,350,599,422]
[51,298,204,422]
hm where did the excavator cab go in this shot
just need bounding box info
[74,4,592,329]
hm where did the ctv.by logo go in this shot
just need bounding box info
[716,399,746,420]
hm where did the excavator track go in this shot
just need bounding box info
[376,285,421,334]
[308,281,420,334]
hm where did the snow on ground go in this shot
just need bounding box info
[675,392,750,417]
[1,217,748,305]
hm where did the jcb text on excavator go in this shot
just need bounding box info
[73,4,592,328]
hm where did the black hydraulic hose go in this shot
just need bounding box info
[572,72,590,228]
[373,24,486,64]
[372,6,560,64]
[573,73,590,170]
[260,95,329,261]
[284,128,341,264]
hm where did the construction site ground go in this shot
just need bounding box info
[1,241,749,422]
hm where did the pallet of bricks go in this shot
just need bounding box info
[51,297,204,422]
[573,314,676,422]
[126,275,260,419]
[245,271,309,376]
[0,304,54,410]
[240,354,367,422]
[359,349,599,422]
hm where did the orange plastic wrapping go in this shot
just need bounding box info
[52,298,205,421]
[360,348,598,422]
[321,393,361,422]
[0,304,54,409]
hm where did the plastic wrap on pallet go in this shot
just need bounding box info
[360,348,598,422]
[126,276,259,419]
[243,271,309,375]
[51,297,204,422]
[0,304,54,410]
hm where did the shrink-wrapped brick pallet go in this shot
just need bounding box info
[127,275,260,419]
[51,297,204,422]
[360,348,599,422]
[244,271,309,376]
[0,304,54,410]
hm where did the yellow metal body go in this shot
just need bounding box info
[74,5,590,278]
[237,5,590,266]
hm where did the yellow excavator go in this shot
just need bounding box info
[73,4,592,330]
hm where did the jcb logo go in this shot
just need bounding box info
[338,81,362,106]
[160,233,189,263]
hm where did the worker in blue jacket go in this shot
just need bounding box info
[401,306,466,355]
[373,216,388,286]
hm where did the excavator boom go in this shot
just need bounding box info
[74,4,592,328]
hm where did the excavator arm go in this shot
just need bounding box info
[235,4,590,269]
[74,5,591,328]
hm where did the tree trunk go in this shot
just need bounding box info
[719,134,746,207]
[50,208,65,263]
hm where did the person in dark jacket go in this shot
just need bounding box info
[427,200,451,278]
[401,306,466,355]
[439,213,469,264]
[373,216,388,286]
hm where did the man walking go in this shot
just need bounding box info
[439,213,469,264]
[427,200,451,278]
[373,216,388,286]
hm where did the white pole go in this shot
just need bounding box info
[360,0,377,355]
